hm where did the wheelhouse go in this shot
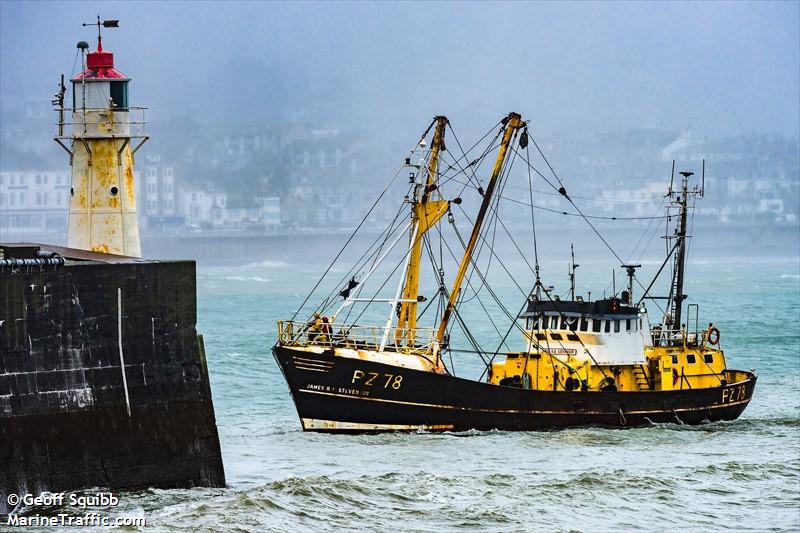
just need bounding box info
[520,297,652,365]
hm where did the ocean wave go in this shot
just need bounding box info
[691,461,798,481]
[80,462,800,533]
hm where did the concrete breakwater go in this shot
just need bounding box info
[0,244,225,515]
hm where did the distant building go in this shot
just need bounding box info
[258,197,281,228]
[217,195,281,229]
[138,154,183,229]
[181,183,227,228]
[0,170,70,234]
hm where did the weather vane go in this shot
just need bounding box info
[82,15,119,45]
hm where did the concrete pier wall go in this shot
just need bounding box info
[0,245,225,514]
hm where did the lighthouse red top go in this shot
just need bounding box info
[73,37,129,81]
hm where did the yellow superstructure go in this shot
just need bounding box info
[489,323,734,392]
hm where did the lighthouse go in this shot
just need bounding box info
[55,18,147,257]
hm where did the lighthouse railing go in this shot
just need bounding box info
[55,106,148,139]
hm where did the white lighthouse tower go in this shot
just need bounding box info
[55,18,147,257]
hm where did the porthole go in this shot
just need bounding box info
[110,186,119,196]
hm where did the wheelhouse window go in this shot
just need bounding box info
[567,318,578,331]
[580,318,588,331]
[704,353,714,364]
[614,320,620,333]
[592,319,601,332]
[686,354,696,364]
[604,320,611,333]
[626,319,631,331]
[542,316,549,329]
[671,354,678,364]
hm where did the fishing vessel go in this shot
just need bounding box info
[273,112,756,432]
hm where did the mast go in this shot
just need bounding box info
[436,112,524,346]
[395,116,449,345]
[569,244,578,300]
[669,171,693,332]
[621,263,641,304]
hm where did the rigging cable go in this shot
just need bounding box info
[457,131,520,303]
[435,221,513,353]
[291,117,453,321]
[516,136,665,307]
[526,140,541,276]
[290,162,406,322]
[315,198,409,320]
[441,172,669,221]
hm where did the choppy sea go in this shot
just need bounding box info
[19,253,800,531]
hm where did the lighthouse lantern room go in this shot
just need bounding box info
[54,17,147,257]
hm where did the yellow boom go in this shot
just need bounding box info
[436,112,524,347]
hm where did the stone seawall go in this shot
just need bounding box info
[0,246,225,514]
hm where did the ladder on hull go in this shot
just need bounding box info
[633,364,652,391]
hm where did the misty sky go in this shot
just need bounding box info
[1,0,798,139]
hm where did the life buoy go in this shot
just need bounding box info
[707,326,720,346]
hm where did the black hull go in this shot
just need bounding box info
[273,346,756,433]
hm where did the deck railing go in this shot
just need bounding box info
[652,326,710,347]
[277,320,437,356]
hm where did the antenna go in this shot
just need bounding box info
[701,158,705,198]
[612,269,616,297]
[668,160,675,195]
[77,40,89,131]
[52,74,66,137]
[569,244,579,300]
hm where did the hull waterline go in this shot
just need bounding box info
[273,346,756,433]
